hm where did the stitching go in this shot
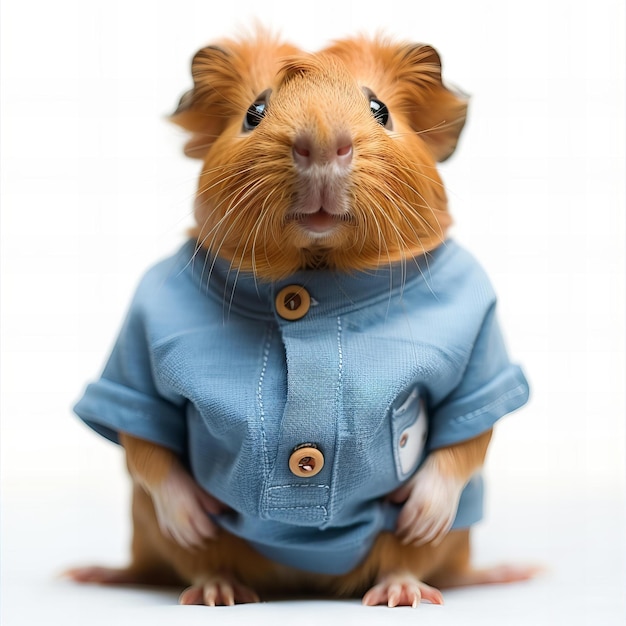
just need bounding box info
[267,484,330,491]
[257,324,273,476]
[268,506,328,513]
[336,315,344,396]
[323,315,344,525]
[453,385,527,424]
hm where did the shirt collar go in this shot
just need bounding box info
[181,239,449,320]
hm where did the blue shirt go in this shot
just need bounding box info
[74,239,529,575]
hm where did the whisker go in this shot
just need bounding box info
[356,193,405,306]
[380,168,446,242]
[391,162,447,191]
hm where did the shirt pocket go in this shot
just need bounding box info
[390,387,428,481]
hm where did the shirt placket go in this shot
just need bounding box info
[261,283,341,527]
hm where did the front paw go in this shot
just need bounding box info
[179,576,260,606]
[362,573,443,608]
[390,457,464,547]
[150,464,224,550]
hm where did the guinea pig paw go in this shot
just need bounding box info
[62,565,144,585]
[151,468,222,550]
[179,576,260,606]
[395,464,463,547]
[362,573,444,608]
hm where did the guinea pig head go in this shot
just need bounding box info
[171,33,468,281]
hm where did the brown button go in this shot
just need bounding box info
[288,444,324,478]
[275,285,311,320]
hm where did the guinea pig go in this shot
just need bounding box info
[67,29,535,607]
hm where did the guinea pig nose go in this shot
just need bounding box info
[292,135,353,168]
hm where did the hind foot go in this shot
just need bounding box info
[362,573,444,608]
[63,564,177,586]
[63,565,146,585]
[437,563,544,588]
[179,576,260,606]
[477,563,543,584]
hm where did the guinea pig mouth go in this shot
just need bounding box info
[290,208,348,235]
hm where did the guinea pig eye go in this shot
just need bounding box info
[369,98,390,128]
[243,101,267,131]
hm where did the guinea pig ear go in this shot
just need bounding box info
[170,46,238,159]
[397,45,468,162]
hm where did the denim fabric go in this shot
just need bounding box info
[74,239,529,574]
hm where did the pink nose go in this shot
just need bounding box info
[293,135,353,168]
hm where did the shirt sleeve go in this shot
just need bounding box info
[73,292,188,456]
[427,303,529,449]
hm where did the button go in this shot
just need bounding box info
[288,444,324,478]
[275,285,311,320]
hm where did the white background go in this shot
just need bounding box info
[2,1,625,624]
